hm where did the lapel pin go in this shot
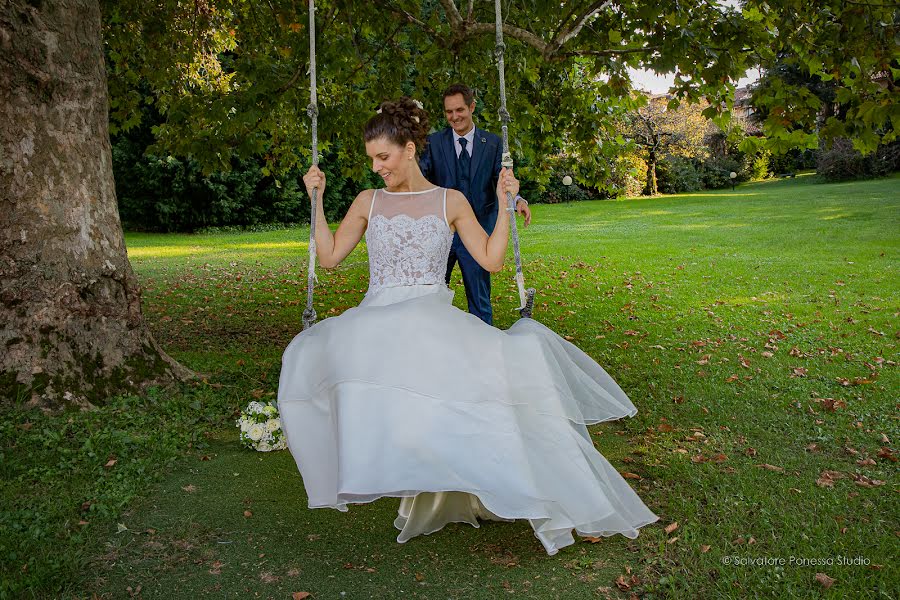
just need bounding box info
[480,137,486,143]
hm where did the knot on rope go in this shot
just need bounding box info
[493,43,506,60]
[307,103,319,118]
[519,288,536,319]
[301,307,318,330]
[498,106,511,123]
[501,152,514,168]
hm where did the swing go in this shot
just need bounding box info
[301,0,535,330]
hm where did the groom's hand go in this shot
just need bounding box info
[516,199,532,227]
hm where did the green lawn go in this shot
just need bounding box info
[2,174,897,598]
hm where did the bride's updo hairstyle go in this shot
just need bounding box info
[364,96,430,154]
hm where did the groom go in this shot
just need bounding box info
[420,83,532,325]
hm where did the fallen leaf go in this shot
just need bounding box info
[814,572,835,589]
[291,593,312,600]
[850,473,885,488]
[615,575,631,591]
[182,485,197,493]
[700,545,711,553]
[104,458,117,469]
[757,463,784,472]
[620,472,642,480]
[415,572,425,581]
[877,447,896,462]
[244,510,253,518]
[582,536,603,543]
[711,453,729,463]
[209,560,224,575]
[665,522,679,534]
[667,536,679,544]
[816,470,844,488]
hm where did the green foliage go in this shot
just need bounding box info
[701,156,746,189]
[743,0,897,154]
[113,132,368,232]
[657,156,702,193]
[749,150,771,180]
[769,148,817,175]
[609,152,649,198]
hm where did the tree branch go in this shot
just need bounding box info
[551,0,615,55]
[436,0,463,28]
[463,22,550,55]
[370,0,440,39]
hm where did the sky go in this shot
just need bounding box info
[627,67,761,94]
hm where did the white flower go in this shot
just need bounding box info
[263,404,277,416]
[239,417,251,432]
[413,99,423,109]
[257,441,272,452]
[248,423,265,442]
[265,418,281,433]
[247,401,264,414]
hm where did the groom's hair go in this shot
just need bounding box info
[443,83,475,106]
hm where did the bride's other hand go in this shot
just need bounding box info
[303,166,326,198]
[496,167,519,201]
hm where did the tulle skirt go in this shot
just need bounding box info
[277,284,658,555]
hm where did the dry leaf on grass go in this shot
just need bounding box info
[815,572,835,589]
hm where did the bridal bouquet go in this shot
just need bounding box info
[237,401,287,452]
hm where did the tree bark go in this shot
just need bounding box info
[1,0,191,408]
[645,151,658,196]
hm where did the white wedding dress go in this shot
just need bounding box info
[277,187,658,555]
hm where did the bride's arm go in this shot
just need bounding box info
[304,166,372,269]
[447,167,519,273]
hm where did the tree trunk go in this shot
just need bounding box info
[645,151,658,196]
[1,0,191,408]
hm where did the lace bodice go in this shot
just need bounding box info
[365,187,454,293]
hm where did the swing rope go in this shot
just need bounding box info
[302,0,319,331]
[494,0,536,319]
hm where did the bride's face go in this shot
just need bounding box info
[366,137,416,187]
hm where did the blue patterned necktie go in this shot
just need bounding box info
[458,137,471,196]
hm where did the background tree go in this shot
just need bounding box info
[622,94,711,194]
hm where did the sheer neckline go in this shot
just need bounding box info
[381,187,440,195]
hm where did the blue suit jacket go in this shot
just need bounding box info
[420,126,502,234]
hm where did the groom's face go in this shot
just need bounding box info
[443,94,476,136]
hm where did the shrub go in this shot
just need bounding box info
[543,171,592,203]
[817,138,900,182]
[701,156,746,189]
[113,135,363,232]
[657,156,702,193]
[609,153,648,198]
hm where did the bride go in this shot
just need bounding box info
[277,97,658,555]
